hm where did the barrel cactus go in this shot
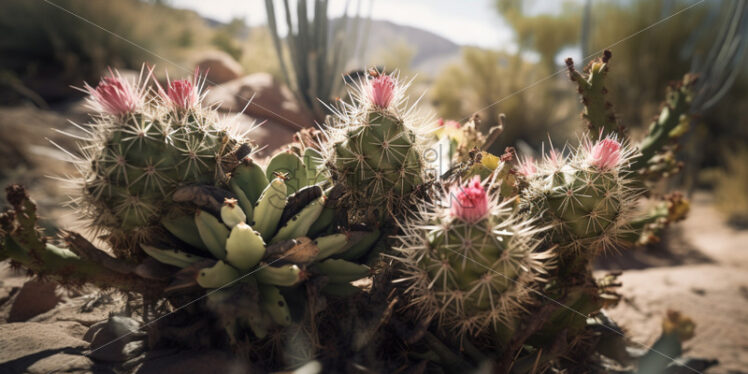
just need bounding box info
[323,72,432,220]
[392,176,553,338]
[520,136,638,254]
[68,69,250,257]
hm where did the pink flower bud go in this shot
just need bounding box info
[589,138,622,170]
[443,120,461,129]
[450,176,488,223]
[88,75,139,115]
[517,157,537,177]
[166,79,198,109]
[368,75,395,108]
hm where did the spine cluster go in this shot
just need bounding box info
[393,176,552,338]
[323,73,433,220]
[69,68,249,256]
[520,136,639,254]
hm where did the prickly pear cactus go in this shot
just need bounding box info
[520,137,638,254]
[70,69,250,256]
[393,176,553,338]
[323,73,432,220]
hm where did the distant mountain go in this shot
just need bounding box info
[201,15,464,76]
[336,19,462,75]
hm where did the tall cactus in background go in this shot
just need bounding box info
[265,0,368,122]
[66,69,250,257]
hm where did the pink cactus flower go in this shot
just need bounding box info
[517,157,537,177]
[368,75,395,109]
[548,149,564,169]
[87,75,139,115]
[589,138,622,170]
[439,119,461,129]
[450,176,488,223]
[166,79,198,109]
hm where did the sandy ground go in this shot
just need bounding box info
[599,192,748,373]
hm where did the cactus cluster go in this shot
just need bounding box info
[393,176,553,339]
[323,73,433,220]
[68,69,250,257]
[0,50,710,373]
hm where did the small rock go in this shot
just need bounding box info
[196,50,244,85]
[29,292,125,328]
[7,280,61,322]
[0,321,88,368]
[24,353,93,374]
[86,315,145,362]
[205,73,314,132]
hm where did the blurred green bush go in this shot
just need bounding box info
[0,0,213,102]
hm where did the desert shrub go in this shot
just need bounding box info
[430,47,577,152]
[0,0,212,101]
[240,28,282,78]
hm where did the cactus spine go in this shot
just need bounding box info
[324,73,432,220]
[393,176,552,338]
[68,69,249,256]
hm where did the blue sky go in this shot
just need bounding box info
[171,0,516,49]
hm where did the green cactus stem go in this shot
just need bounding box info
[0,185,159,294]
[631,74,696,171]
[521,137,639,255]
[393,176,553,339]
[565,50,623,139]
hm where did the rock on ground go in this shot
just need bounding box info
[7,280,61,323]
[0,321,91,373]
[195,50,244,85]
[205,73,314,132]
